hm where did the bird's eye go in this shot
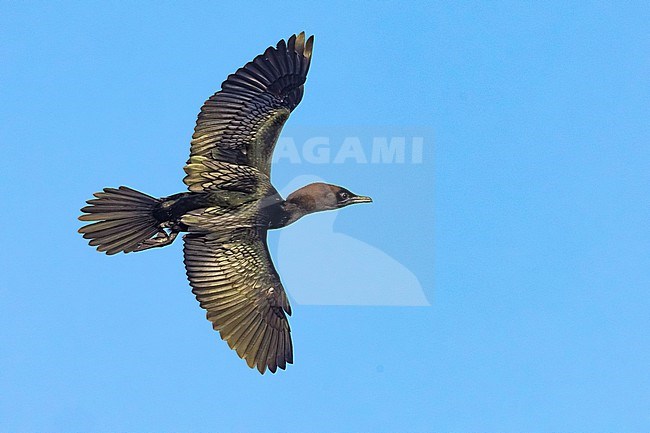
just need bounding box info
[339,191,349,200]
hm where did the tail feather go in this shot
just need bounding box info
[79,186,161,255]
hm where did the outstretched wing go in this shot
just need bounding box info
[183,229,293,374]
[184,32,314,191]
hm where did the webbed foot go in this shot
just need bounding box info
[132,228,179,252]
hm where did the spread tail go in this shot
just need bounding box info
[79,186,162,255]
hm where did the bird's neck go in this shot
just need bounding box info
[269,198,317,229]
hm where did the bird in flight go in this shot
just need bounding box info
[78,33,372,374]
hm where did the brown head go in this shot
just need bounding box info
[283,182,372,224]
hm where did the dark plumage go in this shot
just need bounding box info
[79,33,372,374]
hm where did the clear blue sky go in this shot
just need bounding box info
[1,1,649,432]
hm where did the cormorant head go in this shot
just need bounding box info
[286,182,372,213]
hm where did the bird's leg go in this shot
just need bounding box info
[132,225,179,252]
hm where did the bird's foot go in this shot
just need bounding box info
[132,228,179,252]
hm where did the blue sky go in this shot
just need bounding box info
[1,1,649,432]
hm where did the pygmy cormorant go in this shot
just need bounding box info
[79,33,372,374]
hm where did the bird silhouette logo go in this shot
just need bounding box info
[277,175,429,306]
